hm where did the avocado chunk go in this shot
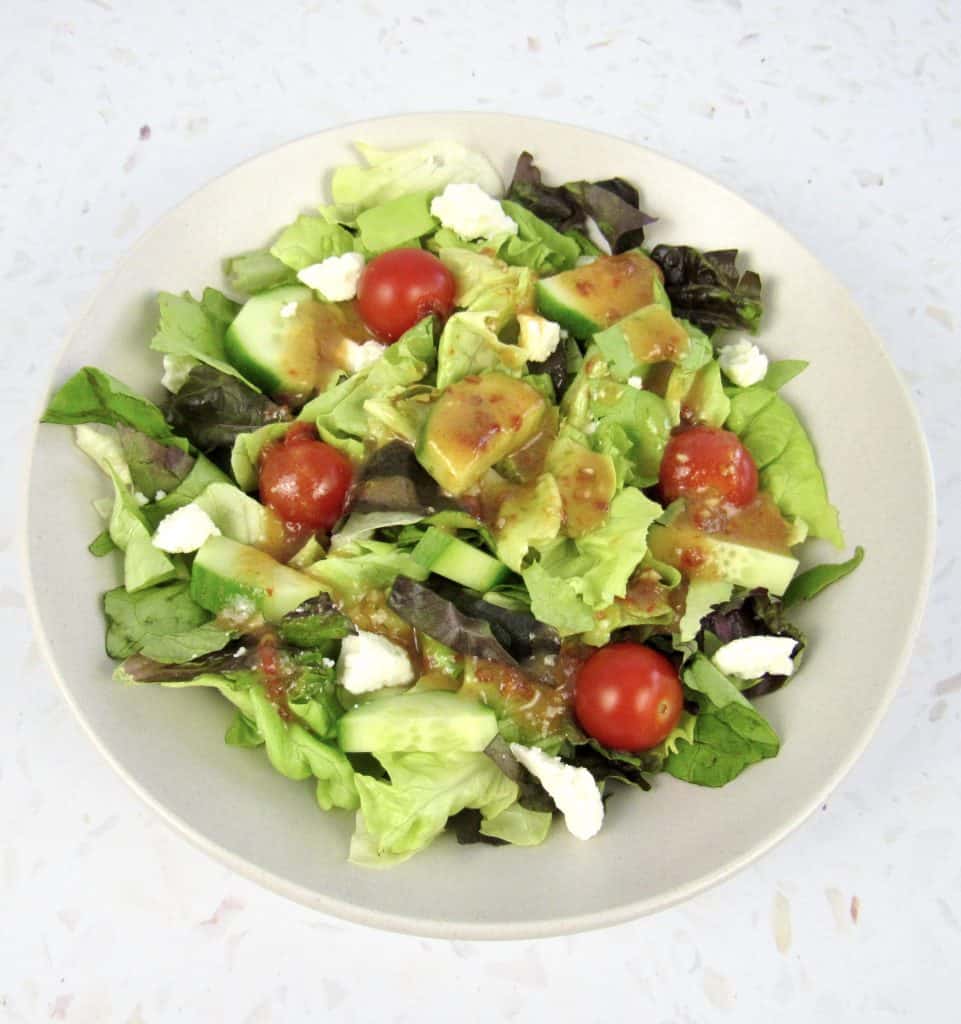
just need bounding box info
[415,372,547,495]
[535,251,665,340]
[190,535,323,622]
[647,523,799,596]
[546,436,617,537]
[593,305,694,376]
[224,285,368,401]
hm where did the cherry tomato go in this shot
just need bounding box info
[574,642,683,751]
[659,425,758,508]
[258,422,352,530]
[357,249,455,342]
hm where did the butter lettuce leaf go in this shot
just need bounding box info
[269,215,355,271]
[224,249,295,294]
[355,750,518,858]
[726,385,843,547]
[436,311,527,389]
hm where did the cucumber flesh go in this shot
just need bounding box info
[190,535,322,622]
[412,527,509,591]
[338,691,498,753]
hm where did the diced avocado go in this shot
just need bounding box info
[546,436,617,537]
[337,691,498,753]
[224,285,367,400]
[593,305,692,376]
[647,523,799,596]
[459,658,575,748]
[415,372,547,495]
[411,527,510,591]
[190,535,323,622]
[535,251,665,340]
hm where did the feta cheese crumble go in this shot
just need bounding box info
[627,375,644,389]
[297,251,366,301]
[336,630,415,695]
[279,300,299,318]
[342,339,387,374]
[718,338,768,388]
[430,182,518,240]
[712,636,798,680]
[517,314,561,362]
[509,743,604,840]
[152,503,221,554]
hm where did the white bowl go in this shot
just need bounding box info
[24,113,935,939]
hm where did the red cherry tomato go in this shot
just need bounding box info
[659,425,758,508]
[258,422,352,530]
[575,642,683,751]
[357,249,455,342]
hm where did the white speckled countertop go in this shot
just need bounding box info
[2,1,959,1019]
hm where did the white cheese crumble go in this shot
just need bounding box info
[161,354,198,394]
[336,630,415,695]
[154,489,167,501]
[430,182,518,240]
[718,338,769,388]
[297,251,366,301]
[712,636,798,680]
[342,339,387,374]
[152,503,221,553]
[133,491,149,507]
[509,743,604,840]
[627,375,644,389]
[279,300,299,319]
[517,314,562,362]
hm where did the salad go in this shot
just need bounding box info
[42,140,864,866]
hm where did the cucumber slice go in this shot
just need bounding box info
[535,251,664,339]
[412,527,509,591]
[190,535,322,622]
[648,524,799,597]
[338,691,498,753]
[223,285,317,398]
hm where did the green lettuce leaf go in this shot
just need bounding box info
[117,425,195,497]
[354,750,518,858]
[762,359,808,392]
[436,247,535,330]
[306,540,428,604]
[783,546,864,608]
[435,311,527,389]
[479,802,553,846]
[269,215,355,271]
[42,367,177,442]
[499,200,580,273]
[678,579,735,643]
[665,656,779,787]
[664,359,730,428]
[299,316,436,444]
[223,249,295,294]
[355,192,438,253]
[102,466,177,592]
[229,422,290,491]
[103,581,231,662]
[522,488,663,636]
[726,385,843,546]
[330,140,502,220]
[144,454,233,527]
[155,673,358,811]
[150,289,257,390]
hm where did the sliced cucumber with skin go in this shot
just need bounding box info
[535,251,664,340]
[224,285,318,398]
[411,527,510,591]
[647,524,799,597]
[338,691,499,753]
[190,535,322,622]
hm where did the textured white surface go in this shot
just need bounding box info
[2,0,958,1020]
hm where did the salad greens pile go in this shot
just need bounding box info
[43,139,862,867]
